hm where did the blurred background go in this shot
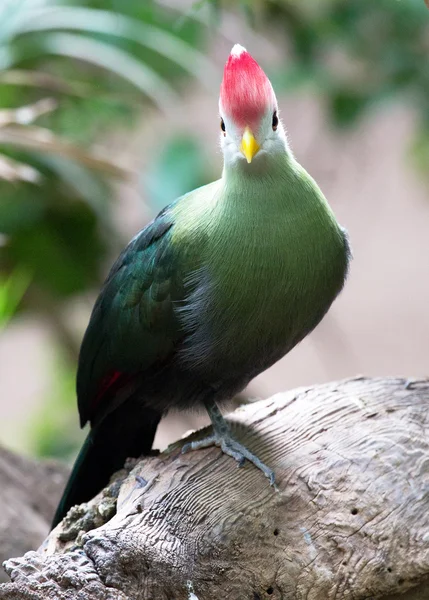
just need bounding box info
[0,0,428,464]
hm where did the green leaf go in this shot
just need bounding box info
[409,122,429,178]
[28,33,179,112]
[0,186,45,234]
[7,199,106,297]
[16,5,217,90]
[329,90,369,127]
[0,267,32,328]
[41,155,111,220]
[144,136,209,212]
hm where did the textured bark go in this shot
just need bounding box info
[2,377,429,599]
[0,446,69,583]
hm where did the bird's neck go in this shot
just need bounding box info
[219,147,307,222]
[216,146,340,249]
[222,146,292,188]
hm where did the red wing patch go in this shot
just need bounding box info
[89,370,130,421]
[99,370,123,397]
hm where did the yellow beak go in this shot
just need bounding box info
[240,126,260,163]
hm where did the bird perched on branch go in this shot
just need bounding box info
[52,44,350,528]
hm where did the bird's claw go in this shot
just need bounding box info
[181,434,217,455]
[182,432,275,485]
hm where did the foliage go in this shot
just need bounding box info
[0,267,31,329]
[268,0,429,130]
[144,136,211,213]
[0,0,210,322]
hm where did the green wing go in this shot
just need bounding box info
[77,206,186,427]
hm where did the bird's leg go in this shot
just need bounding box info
[181,399,275,485]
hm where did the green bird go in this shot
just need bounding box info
[52,44,350,528]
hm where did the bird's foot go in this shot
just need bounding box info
[182,432,275,485]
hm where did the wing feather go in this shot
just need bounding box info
[77,206,186,426]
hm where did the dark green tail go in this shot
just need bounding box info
[52,403,161,529]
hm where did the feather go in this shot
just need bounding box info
[220,44,277,129]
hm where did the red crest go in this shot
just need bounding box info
[220,45,276,129]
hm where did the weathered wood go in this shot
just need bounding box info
[2,377,429,599]
[0,446,68,583]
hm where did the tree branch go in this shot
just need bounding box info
[0,446,68,583]
[2,377,429,599]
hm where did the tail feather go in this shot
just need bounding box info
[52,403,161,529]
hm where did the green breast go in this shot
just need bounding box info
[172,159,349,378]
[212,204,346,367]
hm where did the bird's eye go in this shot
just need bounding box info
[272,111,279,131]
[220,118,226,135]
